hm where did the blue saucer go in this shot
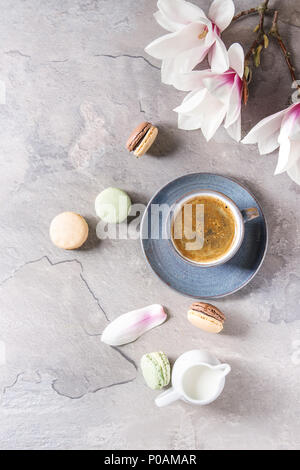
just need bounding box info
[140,173,268,298]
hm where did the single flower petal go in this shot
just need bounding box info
[145,21,208,59]
[224,74,242,128]
[242,108,287,145]
[291,130,300,142]
[154,10,181,32]
[101,304,167,346]
[205,26,217,48]
[174,89,207,114]
[178,112,203,130]
[175,88,226,136]
[288,104,300,137]
[274,139,291,174]
[173,70,212,91]
[163,44,213,85]
[202,72,234,103]
[226,114,241,142]
[287,156,300,185]
[228,43,244,78]
[209,34,229,73]
[279,103,300,142]
[277,139,300,173]
[257,130,280,154]
[287,140,300,170]
[158,0,207,25]
[209,0,235,32]
[176,44,212,74]
[199,92,227,141]
[161,57,178,85]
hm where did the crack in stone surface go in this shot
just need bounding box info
[0,255,136,399]
[112,346,137,371]
[48,59,69,63]
[5,50,69,63]
[0,255,109,321]
[51,374,136,400]
[2,373,24,394]
[5,49,31,58]
[139,100,145,114]
[94,53,160,70]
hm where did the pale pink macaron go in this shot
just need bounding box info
[50,212,89,250]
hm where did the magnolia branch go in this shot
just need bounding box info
[242,1,270,104]
[233,8,258,21]
[270,10,299,89]
[233,0,270,22]
[244,1,269,64]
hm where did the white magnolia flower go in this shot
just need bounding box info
[145,0,235,85]
[173,43,244,142]
[242,103,300,185]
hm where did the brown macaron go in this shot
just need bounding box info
[126,121,158,157]
[187,302,226,334]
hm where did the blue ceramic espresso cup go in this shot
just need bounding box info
[169,189,259,268]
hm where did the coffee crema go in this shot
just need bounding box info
[171,195,236,264]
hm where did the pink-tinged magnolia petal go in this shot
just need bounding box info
[101,304,167,346]
[274,139,291,174]
[178,112,203,130]
[209,0,235,32]
[154,10,181,32]
[200,92,227,141]
[226,114,241,142]
[224,74,242,128]
[287,157,300,185]
[279,103,300,142]
[163,44,213,85]
[275,139,300,174]
[163,27,216,83]
[257,130,280,154]
[286,140,300,170]
[242,108,287,145]
[291,130,300,142]
[161,57,178,85]
[228,43,244,78]
[202,72,233,103]
[177,44,213,74]
[288,103,300,137]
[158,0,207,25]
[173,70,212,91]
[209,34,229,73]
[205,24,217,45]
[145,22,208,59]
[174,89,207,114]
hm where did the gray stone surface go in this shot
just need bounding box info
[0,0,299,450]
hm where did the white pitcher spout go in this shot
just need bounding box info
[214,363,231,377]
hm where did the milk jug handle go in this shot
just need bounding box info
[155,388,180,407]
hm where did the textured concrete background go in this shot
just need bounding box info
[0,0,299,450]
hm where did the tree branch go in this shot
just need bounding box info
[242,1,270,104]
[233,0,270,22]
[233,8,258,21]
[270,10,299,88]
[244,1,269,64]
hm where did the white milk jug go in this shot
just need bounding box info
[155,350,231,407]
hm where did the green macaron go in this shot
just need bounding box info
[95,187,131,224]
[140,351,171,390]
